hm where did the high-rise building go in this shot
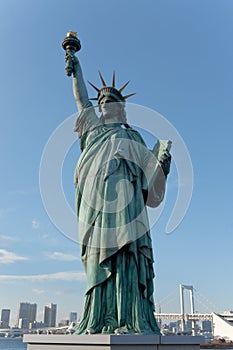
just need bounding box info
[0,309,10,328]
[17,302,37,328]
[44,303,57,327]
[29,303,37,325]
[69,312,77,323]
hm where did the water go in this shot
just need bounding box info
[0,338,27,349]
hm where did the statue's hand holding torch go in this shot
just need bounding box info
[62,31,81,76]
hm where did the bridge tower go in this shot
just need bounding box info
[179,284,195,335]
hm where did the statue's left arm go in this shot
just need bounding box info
[144,144,171,208]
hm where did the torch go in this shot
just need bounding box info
[62,31,81,76]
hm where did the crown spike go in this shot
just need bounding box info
[89,97,99,100]
[112,71,116,88]
[123,93,136,99]
[88,81,100,92]
[98,70,107,87]
[119,81,130,93]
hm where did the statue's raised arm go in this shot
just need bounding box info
[62,31,90,112]
[62,31,101,139]
[70,54,90,111]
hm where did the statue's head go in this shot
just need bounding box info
[88,71,135,125]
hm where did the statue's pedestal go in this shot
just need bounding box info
[23,334,204,350]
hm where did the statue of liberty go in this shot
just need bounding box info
[62,32,171,335]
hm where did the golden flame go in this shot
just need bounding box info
[67,31,77,38]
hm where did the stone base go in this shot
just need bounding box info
[23,334,204,350]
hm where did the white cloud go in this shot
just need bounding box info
[45,252,79,261]
[0,249,29,264]
[32,289,45,294]
[0,235,17,242]
[0,271,85,282]
[32,219,40,229]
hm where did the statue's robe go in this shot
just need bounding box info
[73,104,166,334]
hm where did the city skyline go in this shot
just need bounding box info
[0,0,233,327]
[0,300,220,330]
[0,283,230,328]
[0,302,78,328]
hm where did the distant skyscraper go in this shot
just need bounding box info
[0,309,10,328]
[44,303,57,327]
[17,302,37,328]
[29,303,37,326]
[69,312,77,323]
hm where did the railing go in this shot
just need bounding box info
[155,313,212,321]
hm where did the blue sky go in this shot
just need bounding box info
[0,0,233,326]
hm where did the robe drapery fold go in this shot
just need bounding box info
[73,104,165,334]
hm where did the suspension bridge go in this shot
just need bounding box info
[154,284,232,335]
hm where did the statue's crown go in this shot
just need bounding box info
[88,71,135,103]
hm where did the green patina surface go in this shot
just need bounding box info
[63,34,171,334]
[73,105,167,335]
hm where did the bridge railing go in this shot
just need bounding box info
[154,313,213,321]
